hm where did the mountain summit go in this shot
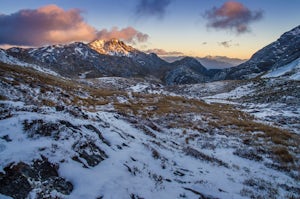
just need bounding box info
[89,39,136,57]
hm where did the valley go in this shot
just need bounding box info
[0,25,299,199]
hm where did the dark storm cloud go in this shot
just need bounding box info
[135,0,171,19]
[204,1,263,34]
[0,5,149,46]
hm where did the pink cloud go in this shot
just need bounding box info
[204,1,263,34]
[0,5,148,46]
[96,27,149,44]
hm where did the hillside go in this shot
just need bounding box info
[0,60,299,198]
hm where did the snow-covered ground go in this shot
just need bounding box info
[1,99,298,199]
[262,57,300,80]
[0,62,299,199]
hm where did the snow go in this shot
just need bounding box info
[262,57,300,79]
[75,47,84,56]
[0,99,298,198]
[203,83,254,103]
[129,83,149,92]
[1,57,299,198]
[0,49,59,76]
[78,71,91,79]
[0,194,13,199]
[289,26,300,36]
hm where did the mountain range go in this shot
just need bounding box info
[0,25,298,85]
[161,55,246,69]
[1,25,299,86]
[0,26,299,199]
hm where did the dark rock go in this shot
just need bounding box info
[0,163,32,199]
[1,135,12,142]
[73,140,108,167]
[0,158,73,198]
[23,119,59,139]
[84,124,111,146]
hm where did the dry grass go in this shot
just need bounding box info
[272,146,294,163]
[1,62,299,171]
[0,94,7,101]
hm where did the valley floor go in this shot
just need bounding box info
[0,63,299,199]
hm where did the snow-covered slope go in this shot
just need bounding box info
[0,63,299,199]
[0,49,27,66]
[262,57,300,80]
[0,48,59,76]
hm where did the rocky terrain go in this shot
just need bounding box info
[0,26,299,199]
[221,25,300,80]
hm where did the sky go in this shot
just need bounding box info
[0,0,299,59]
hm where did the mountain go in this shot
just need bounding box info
[164,57,209,85]
[89,39,172,78]
[6,40,169,79]
[262,57,300,80]
[223,25,300,79]
[2,25,300,84]
[198,56,246,69]
[89,39,136,57]
[161,55,246,69]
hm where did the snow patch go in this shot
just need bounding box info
[262,57,300,79]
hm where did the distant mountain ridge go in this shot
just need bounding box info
[1,25,300,84]
[162,55,246,69]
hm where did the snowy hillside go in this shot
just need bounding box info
[0,62,299,199]
[262,57,300,80]
[0,48,58,76]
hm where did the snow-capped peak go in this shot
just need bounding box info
[89,39,136,57]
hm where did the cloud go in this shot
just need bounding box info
[218,40,232,48]
[0,5,149,46]
[202,42,207,45]
[96,27,149,44]
[135,0,171,19]
[0,5,96,46]
[204,1,263,34]
[218,40,239,48]
[145,48,183,56]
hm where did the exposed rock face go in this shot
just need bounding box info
[89,39,136,57]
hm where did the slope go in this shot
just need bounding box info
[0,62,299,199]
